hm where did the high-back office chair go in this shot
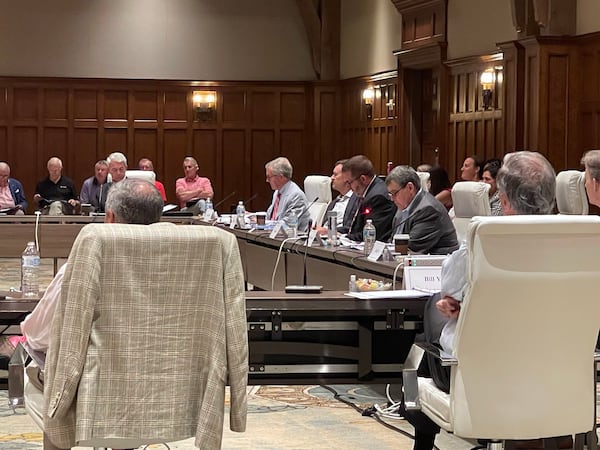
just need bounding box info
[450,181,491,242]
[556,170,589,215]
[26,223,248,450]
[417,171,430,192]
[304,175,332,226]
[407,215,600,449]
[125,169,156,183]
[107,170,157,184]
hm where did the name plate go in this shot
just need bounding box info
[402,266,442,292]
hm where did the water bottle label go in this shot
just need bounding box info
[22,256,40,267]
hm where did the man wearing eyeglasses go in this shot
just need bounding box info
[386,165,458,255]
[265,156,309,232]
[341,155,396,242]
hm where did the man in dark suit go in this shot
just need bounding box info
[386,165,458,255]
[315,159,360,235]
[342,155,396,242]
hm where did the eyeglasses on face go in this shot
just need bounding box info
[388,185,407,198]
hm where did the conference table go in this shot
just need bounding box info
[0,215,404,289]
[0,215,422,384]
[0,290,428,385]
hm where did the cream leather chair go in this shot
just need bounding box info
[304,175,332,227]
[417,171,430,192]
[556,170,589,215]
[125,169,156,183]
[450,181,491,242]
[409,215,600,449]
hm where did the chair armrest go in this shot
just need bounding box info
[415,341,458,366]
[8,343,29,410]
[402,344,425,410]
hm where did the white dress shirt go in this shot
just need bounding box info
[20,263,67,352]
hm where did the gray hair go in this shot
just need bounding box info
[385,165,421,189]
[581,150,600,181]
[47,157,63,169]
[265,157,293,179]
[105,178,163,224]
[496,151,556,215]
[183,156,198,167]
[107,152,128,166]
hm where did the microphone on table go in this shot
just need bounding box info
[284,212,322,293]
[302,218,313,285]
[243,193,259,208]
[213,190,237,212]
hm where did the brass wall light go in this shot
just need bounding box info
[480,69,495,110]
[192,90,217,121]
[362,88,374,120]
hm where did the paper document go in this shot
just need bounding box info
[162,204,178,213]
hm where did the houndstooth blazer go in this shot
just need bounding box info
[43,222,248,449]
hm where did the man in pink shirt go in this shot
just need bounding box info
[175,156,214,208]
[138,157,167,202]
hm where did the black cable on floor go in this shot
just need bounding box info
[320,385,441,450]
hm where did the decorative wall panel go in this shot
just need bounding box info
[0,78,340,212]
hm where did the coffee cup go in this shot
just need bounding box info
[394,233,410,254]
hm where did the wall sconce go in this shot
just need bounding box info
[480,69,495,110]
[362,88,374,120]
[192,90,216,121]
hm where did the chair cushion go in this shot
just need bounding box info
[418,377,452,431]
[304,175,332,204]
[451,182,491,218]
[556,170,588,215]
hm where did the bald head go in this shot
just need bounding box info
[47,157,63,182]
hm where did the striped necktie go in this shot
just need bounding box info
[271,192,281,220]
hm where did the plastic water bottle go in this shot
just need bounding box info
[363,219,376,256]
[236,201,246,228]
[327,211,338,246]
[21,241,40,297]
[349,274,358,293]
[204,198,214,221]
[286,210,298,238]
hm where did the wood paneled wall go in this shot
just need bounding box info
[340,76,399,169]
[579,36,600,156]
[446,56,505,181]
[0,78,340,213]
[392,0,447,50]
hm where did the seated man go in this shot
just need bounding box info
[138,157,167,202]
[79,160,109,212]
[265,156,309,232]
[8,178,165,450]
[20,178,248,450]
[342,155,396,242]
[34,157,79,215]
[314,159,360,235]
[0,161,27,214]
[404,151,557,450]
[386,165,458,255]
[175,156,214,209]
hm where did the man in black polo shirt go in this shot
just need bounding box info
[34,157,79,215]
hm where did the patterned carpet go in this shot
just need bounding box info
[0,385,464,450]
[0,259,598,449]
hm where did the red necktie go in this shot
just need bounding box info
[271,192,281,220]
